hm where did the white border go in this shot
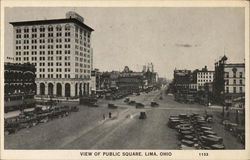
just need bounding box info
[1,0,249,160]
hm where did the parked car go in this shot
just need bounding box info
[139,112,147,119]
[124,97,130,103]
[128,100,136,105]
[70,106,79,112]
[136,103,144,108]
[151,101,159,107]
[108,103,118,109]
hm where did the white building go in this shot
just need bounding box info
[10,11,94,97]
[224,64,245,94]
[196,66,214,91]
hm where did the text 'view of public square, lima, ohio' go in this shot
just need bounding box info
[4,8,245,150]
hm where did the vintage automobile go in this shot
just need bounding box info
[179,139,198,150]
[200,126,212,132]
[200,136,224,149]
[139,112,147,119]
[128,100,136,105]
[80,97,98,107]
[136,92,140,96]
[178,125,194,133]
[4,116,20,135]
[108,103,118,109]
[202,130,217,136]
[124,97,130,103]
[178,130,194,140]
[176,123,192,130]
[206,135,223,143]
[150,101,159,107]
[210,144,225,149]
[136,103,144,108]
[168,119,181,129]
[179,114,189,119]
[205,114,213,123]
[70,106,79,112]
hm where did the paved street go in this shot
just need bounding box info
[5,89,244,149]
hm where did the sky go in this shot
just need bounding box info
[4,7,245,79]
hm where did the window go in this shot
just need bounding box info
[24,34,29,38]
[226,87,229,93]
[48,26,53,32]
[233,72,236,78]
[16,28,21,33]
[32,27,37,32]
[239,72,243,78]
[65,32,71,36]
[56,33,62,37]
[24,28,29,33]
[233,79,236,84]
[233,87,236,93]
[65,24,70,31]
[48,33,53,37]
[240,80,242,85]
[239,87,243,93]
[40,26,45,32]
[56,25,62,31]
[40,33,45,37]
[16,34,21,38]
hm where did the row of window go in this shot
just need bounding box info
[225,79,244,85]
[75,26,90,37]
[75,63,91,68]
[16,24,71,33]
[75,51,91,57]
[16,32,71,39]
[75,75,91,79]
[198,76,212,78]
[16,44,71,50]
[225,87,243,93]
[75,57,90,63]
[198,72,214,75]
[224,72,243,78]
[39,74,72,79]
[198,79,212,82]
[75,68,91,73]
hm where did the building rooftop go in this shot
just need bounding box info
[10,18,94,32]
[224,63,245,67]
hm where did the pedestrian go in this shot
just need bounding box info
[103,114,105,120]
[109,112,112,118]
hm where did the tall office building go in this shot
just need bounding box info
[10,11,94,97]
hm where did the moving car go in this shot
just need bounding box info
[136,103,144,108]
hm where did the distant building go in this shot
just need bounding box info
[173,69,192,93]
[4,63,36,112]
[214,55,245,106]
[196,66,214,91]
[10,11,94,98]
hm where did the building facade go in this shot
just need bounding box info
[10,11,94,98]
[196,66,214,91]
[214,56,245,105]
[4,63,36,112]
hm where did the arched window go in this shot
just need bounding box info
[32,27,37,32]
[65,24,71,31]
[56,25,62,31]
[48,25,53,32]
